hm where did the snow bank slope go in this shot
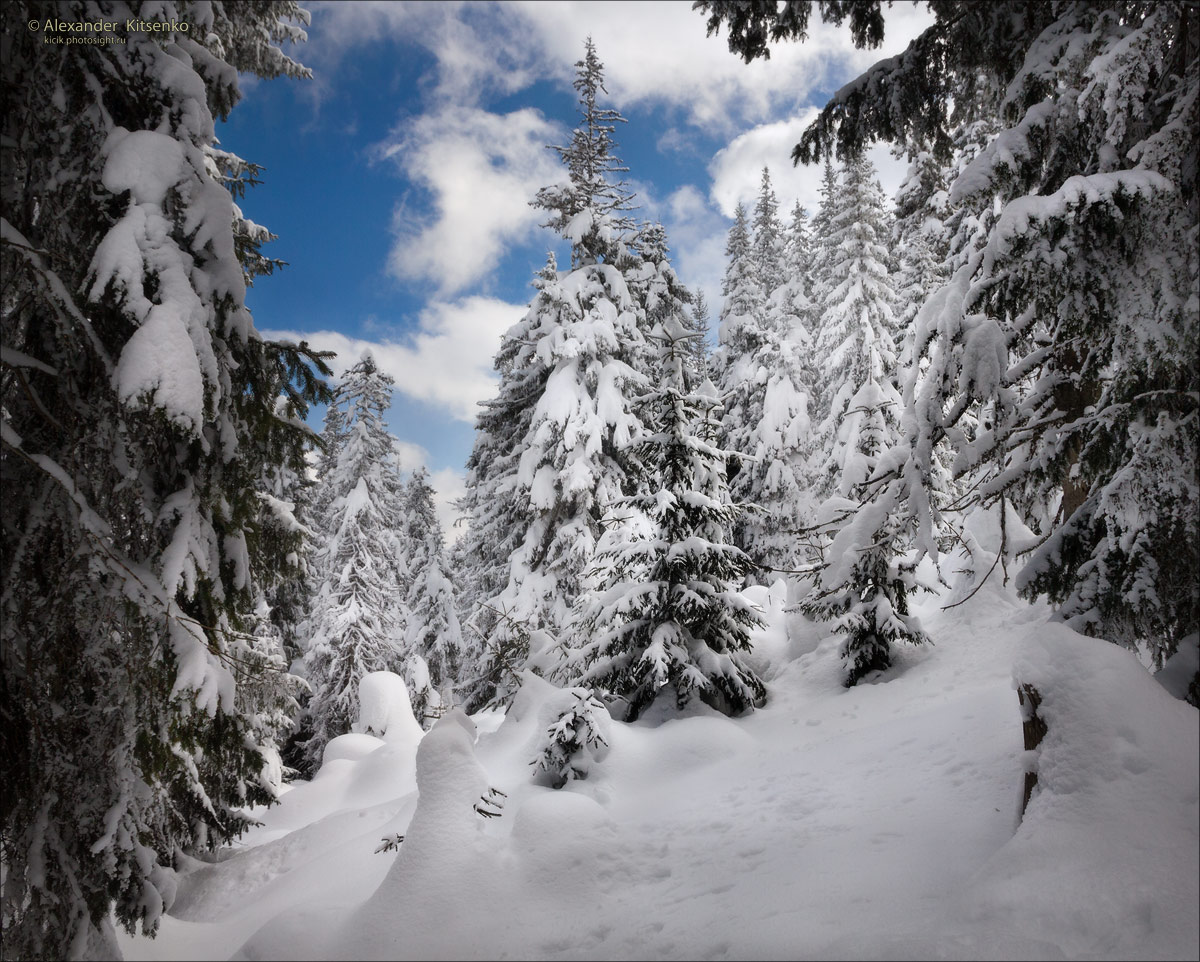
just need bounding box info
[120,583,1198,961]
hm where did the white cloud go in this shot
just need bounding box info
[500,1,933,134]
[308,1,934,133]
[710,120,909,218]
[709,113,822,218]
[305,2,536,108]
[376,106,564,295]
[428,467,468,546]
[660,184,728,324]
[263,294,519,423]
[393,438,432,473]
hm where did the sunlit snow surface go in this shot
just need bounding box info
[120,566,1199,961]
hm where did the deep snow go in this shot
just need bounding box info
[118,565,1199,961]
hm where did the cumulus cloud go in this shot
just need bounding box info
[393,438,432,473]
[263,294,519,423]
[305,1,536,108]
[428,467,468,546]
[376,106,564,295]
[710,120,910,218]
[500,1,933,133]
[660,184,729,321]
[309,1,933,132]
[709,114,821,217]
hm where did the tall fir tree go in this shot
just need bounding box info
[712,202,760,496]
[454,254,557,710]
[806,157,842,311]
[567,319,766,721]
[810,156,902,499]
[460,40,652,708]
[403,467,464,727]
[892,151,950,352]
[750,166,787,296]
[716,171,814,580]
[779,200,815,334]
[303,353,408,767]
[0,3,328,957]
[686,289,713,382]
[632,221,699,386]
[804,155,926,685]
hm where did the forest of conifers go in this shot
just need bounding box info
[2,3,1196,959]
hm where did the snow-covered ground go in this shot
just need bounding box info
[118,570,1199,961]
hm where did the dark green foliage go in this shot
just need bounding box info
[695,0,886,63]
[1,2,324,957]
[570,323,766,720]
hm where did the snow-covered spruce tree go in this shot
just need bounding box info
[780,200,815,328]
[568,319,767,721]
[715,186,814,581]
[454,254,557,711]
[0,3,323,957]
[531,687,612,789]
[303,352,408,766]
[892,150,950,369]
[806,157,842,313]
[686,288,714,382]
[803,155,927,685]
[750,166,787,297]
[714,203,759,358]
[471,39,651,705]
[632,220,700,387]
[701,1,1200,690]
[777,200,817,406]
[254,376,328,672]
[403,467,463,727]
[245,360,330,781]
[714,172,820,581]
[753,192,819,574]
[810,155,902,500]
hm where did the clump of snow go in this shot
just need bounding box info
[1156,632,1199,702]
[102,129,186,206]
[353,671,424,745]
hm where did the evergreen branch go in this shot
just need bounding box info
[1,428,291,681]
[1,363,63,431]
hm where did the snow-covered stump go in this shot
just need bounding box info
[1016,683,1048,820]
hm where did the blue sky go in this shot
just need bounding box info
[218,0,932,533]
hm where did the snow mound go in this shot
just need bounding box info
[950,625,1200,959]
[120,580,1198,962]
[354,670,424,745]
[328,710,501,960]
[321,732,382,765]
